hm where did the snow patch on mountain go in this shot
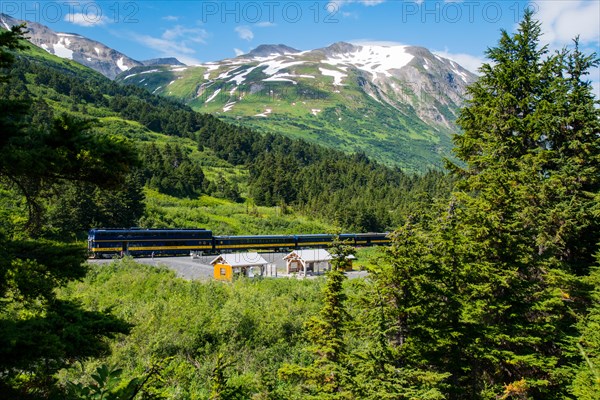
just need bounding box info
[263,73,314,84]
[1,16,10,30]
[229,66,257,85]
[206,88,221,103]
[263,75,296,84]
[255,108,272,117]
[217,67,241,80]
[368,92,381,103]
[258,59,306,75]
[324,45,413,79]
[117,57,129,72]
[54,38,74,59]
[223,102,236,112]
[448,62,468,82]
[319,68,346,85]
[251,54,280,63]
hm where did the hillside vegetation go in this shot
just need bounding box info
[1,11,599,400]
[3,35,453,237]
[116,43,475,171]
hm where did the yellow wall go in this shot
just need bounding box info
[214,264,233,282]
[345,260,354,272]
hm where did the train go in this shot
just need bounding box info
[87,228,391,258]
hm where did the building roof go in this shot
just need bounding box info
[284,249,332,263]
[210,252,269,267]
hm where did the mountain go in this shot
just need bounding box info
[0,14,183,79]
[2,10,476,170]
[142,58,185,67]
[246,44,301,57]
[5,35,449,234]
[116,42,477,170]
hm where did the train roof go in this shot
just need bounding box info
[296,234,335,238]
[90,228,209,232]
[213,235,294,239]
[89,228,212,236]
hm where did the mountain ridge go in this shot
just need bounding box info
[0,13,184,79]
[245,44,301,58]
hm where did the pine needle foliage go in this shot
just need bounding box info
[0,25,137,397]
[372,10,599,399]
[279,239,354,399]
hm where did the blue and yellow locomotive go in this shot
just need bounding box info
[88,228,390,258]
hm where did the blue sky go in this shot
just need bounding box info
[2,0,599,81]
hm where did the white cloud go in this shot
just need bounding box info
[234,48,245,56]
[235,26,254,41]
[255,21,276,28]
[131,25,208,65]
[328,0,386,10]
[162,25,208,44]
[358,0,386,5]
[533,0,600,47]
[65,12,109,27]
[433,50,485,74]
[531,0,599,99]
[592,77,600,100]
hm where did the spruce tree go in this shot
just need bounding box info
[350,218,453,399]
[279,240,354,399]
[0,24,137,396]
[371,10,599,399]
[447,10,599,398]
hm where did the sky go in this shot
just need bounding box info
[2,0,599,91]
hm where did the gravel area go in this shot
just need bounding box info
[88,252,368,281]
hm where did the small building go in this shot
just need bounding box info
[284,249,357,275]
[281,249,332,275]
[211,252,269,282]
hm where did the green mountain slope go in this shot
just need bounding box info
[2,40,324,234]
[5,34,453,235]
[116,43,476,171]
